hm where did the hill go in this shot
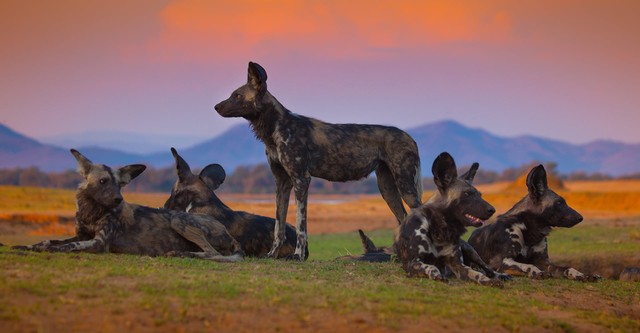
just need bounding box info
[1,121,639,175]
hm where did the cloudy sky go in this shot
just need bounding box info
[1,0,639,149]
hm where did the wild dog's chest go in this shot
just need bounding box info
[408,215,460,262]
[506,223,548,259]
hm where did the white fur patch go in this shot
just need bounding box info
[185,202,193,213]
[502,258,542,277]
[564,268,584,280]
[508,223,527,255]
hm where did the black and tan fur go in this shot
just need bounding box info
[468,165,601,281]
[164,148,306,259]
[396,152,506,287]
[14,150,243,262]
[215,62,422,260]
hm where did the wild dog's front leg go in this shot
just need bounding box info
[267,164,292,258]
[460,241,511,281]
[532,255,601,282]
[405,258,447,282]
[446,245,503,288]
[47,219,114,253]
[291,174,310,261]
[12,236,80,252]
[500,258,552,279]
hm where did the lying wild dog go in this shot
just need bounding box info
[468,165,601,281]
[348,162,510,282]
[164,148,306,259]
[13,149,243,262]
[215,62,423,260]
[396,152,506,287]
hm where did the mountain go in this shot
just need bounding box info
[2,121,639,176]
[0,124,72,171]
[39,131,207,155]
[406,120,640,175]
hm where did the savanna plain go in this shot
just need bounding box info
[0,179,639,332]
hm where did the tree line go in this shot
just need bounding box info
[0,163,637,194]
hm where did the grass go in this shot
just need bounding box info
[1,228,639,332]
[1,182,640,332]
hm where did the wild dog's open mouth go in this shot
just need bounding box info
[464,213,485,227]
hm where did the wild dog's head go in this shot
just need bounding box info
[430,152,495,228]
[163,147,226,212]
[214,61,268,120]
[510,165,583,228]
[71,149,146,209]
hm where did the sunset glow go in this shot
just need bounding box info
[0,0,638,146]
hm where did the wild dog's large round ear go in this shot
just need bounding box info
[248,61,268,93]
[170,147,193,181]
[526,164,548,200]
[118,164,147,186]
[460,162,479,185]
[70,149,93,178]
[199,164,226,191]
[432,152,458,194]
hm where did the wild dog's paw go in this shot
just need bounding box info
[575,273,602,282]
[433,275,449,284]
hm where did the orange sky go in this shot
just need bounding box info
[1,0,639,146]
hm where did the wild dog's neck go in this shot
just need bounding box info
[200,190,236,223]
[75,190,121,225]
[249,92,290,146]
[425,205,467,243]
[498,209,551,245]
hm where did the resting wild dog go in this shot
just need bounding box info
[164,148,306,259]
[396,152,506,287]
[13,149,243,262]
[215,62,423,260]
[468,165,601,281]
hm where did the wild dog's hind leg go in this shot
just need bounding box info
[376,164,407,224]
[389,155,423,210]
[169,216,243,262]
[267,163,293,258]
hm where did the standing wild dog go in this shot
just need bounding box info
[468,165,601,281]
[215,61,423,260]
[13,149,243,262]
[164,148,306,259]
[396,152,506,287]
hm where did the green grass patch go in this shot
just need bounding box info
[1,229,639,332]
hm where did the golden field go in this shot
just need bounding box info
[1,179,639,239]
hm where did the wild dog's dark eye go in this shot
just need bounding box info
[235,93,242,100]
[99,178,108,185]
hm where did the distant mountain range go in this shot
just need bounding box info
[1,121,639,176]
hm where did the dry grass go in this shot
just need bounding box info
[1,179,640,237]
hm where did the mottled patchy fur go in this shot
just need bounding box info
[215,62,422,260]
[395,152,508,287]
[14,150,243,262]
[164,148,306,259]
[468,165,601,281]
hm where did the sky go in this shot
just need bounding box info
[1,0,639,150]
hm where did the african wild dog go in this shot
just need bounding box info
[164,147,307,259]
[13,149,244,262]
[468,165,601,281]
[396,152,507,287]
[214,62,423,260]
